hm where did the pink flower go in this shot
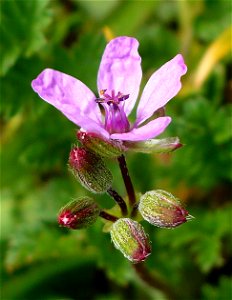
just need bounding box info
[31,36,187,142]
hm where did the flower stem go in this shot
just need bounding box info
[130,203,139,218]
[133,263,177,300]
[107,187,128,216]
[99,211,118,222]
[117,154,136,207]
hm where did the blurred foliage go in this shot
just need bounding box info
[1,0,231,299]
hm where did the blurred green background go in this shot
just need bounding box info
[1,0,231,299]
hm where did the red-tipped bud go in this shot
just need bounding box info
[69,146,113,193]
[58,197,100,229]
[110,218,151,263]
[77,131,126,158]
[124,137,182,154]
[138,190,194,228]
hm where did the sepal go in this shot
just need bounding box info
[77,131,126,158]
[138,190,193,228]
[110,218,151,263]
[124,137,182,153]
[69,146,113,193]
[58,197,100,229]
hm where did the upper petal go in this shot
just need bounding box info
[136,54,187,125]
[31,68,102,125]
[110,117,171,141]
[97,36,142,116]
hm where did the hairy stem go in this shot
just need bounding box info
[133,263,177,300]
[107,187,128,216]
[99,211,118,222]
[117,154,136,207]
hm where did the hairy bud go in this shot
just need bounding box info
[77,131,126,158]
[110,218,151,263]
[139,190,193,228]
[58,197,100,229]
[69,146,113,193]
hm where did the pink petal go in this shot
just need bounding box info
[136,54,187,125]
[79,124,110,139]
[31,68,102,125]
[97,37,142,116]
[110,117,172,141]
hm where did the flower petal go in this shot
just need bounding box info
[110,117,171,141]
[79,123,110,139]
[136,54,187,125]
[31,68,102,125]
[79,123,109,139]
[97,37,142,116]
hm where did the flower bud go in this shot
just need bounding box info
[77,131,126,158]
[58,197,100,229]
[124,137,182,154]
[110,218,151,263]
[69,146,113,193]
[139,190,193,228]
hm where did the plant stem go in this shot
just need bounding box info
[117,154,136,207]
[99,211,118,222]
[107,187,128,216]
[130,203,139,218]
[133,263,177,300]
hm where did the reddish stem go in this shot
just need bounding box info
[99,211,118,222]
[117,155,136,207]
[107,187,128,216]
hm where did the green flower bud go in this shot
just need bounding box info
[110,218,151,263]
[77,131,126,158]
[139,190,193,228]
[124,137,182,154]
[69,146,113,193]
[58,197,100,229]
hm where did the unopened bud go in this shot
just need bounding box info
[110,218,151,263]
[77,131,126,158]
[124,137,182,154]
[139,190,193,228]
[58,197,100,229]
[69,147,113,193]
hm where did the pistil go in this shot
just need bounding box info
[95,90,130,134]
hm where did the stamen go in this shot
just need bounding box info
[100,89,106,96]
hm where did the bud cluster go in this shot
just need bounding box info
[57,131,193,264]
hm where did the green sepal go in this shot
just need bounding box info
[58,197,100,229]
[138,190,194,228]
[77,131,126,158]
[110,218,151,263]
[124,137,183,153]
[69,146,113,193]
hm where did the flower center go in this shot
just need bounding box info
[95,89,130,134]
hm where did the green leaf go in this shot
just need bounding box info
[4,223,89,272]
[202,276,232,300]
[0,0,51,76]
[76,0,119,21]
[105,1,157,36]
[195,1,231,43]
[191,236,223,273]
[154,205,232,274]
